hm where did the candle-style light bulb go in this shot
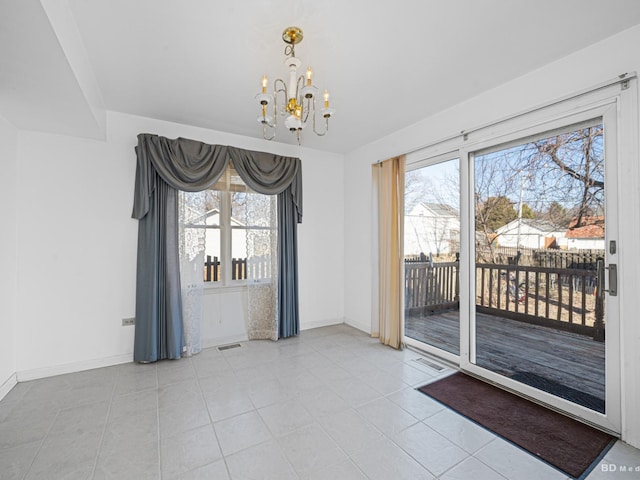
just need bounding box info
[261,75,268,94]
[306,67,313,86]
[323,90,329,108]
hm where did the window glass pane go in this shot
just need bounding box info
[236,228,273,280]
[204,190,221,226]
[181,191,206,226]
[404,158,460,355]
[232,192,271,227]
[211,166,249,193]
[203,228,221,282]
[230,228,247,280]
[229,168,247,192]
[186,164,274,285]
[473,122,606,412]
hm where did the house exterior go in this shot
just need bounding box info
[565,216,606,250]
[404,202,460,257]
[495,219,567,249]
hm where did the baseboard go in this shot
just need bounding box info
[300,317,344,331]
[14,337,251,382]
[11,320,365,383]
[344,317,372,334]
[16,353,133,382]
[0,372,17,402]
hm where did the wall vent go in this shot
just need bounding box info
[217,343,242,351]
[413,357,445,372]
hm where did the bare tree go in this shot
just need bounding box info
[473,124,604,262]
[530,126,604,228]
[474,151,520,262]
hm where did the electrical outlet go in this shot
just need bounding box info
[122,317,135,326]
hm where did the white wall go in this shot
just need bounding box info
[14,111,344,377]
[0,114,18,399]
[15,122,138,377]
[344,25,640,446]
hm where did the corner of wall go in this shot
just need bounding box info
[344,316,371,335]
[0,373,17,402]
[0,114,18,401]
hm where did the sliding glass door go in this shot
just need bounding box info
[463,103,621,434]
[399,81,630,434]
[404,157,460,359]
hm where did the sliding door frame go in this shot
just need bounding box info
[459,88,625,434]
[397,74,638,439]
[404,150,461,365]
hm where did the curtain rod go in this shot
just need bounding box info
[378,72,636,164]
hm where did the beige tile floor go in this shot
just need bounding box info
[0,324,638,479]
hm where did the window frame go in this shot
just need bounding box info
[181,166,272,289]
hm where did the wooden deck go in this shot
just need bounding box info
[405,310,605,412]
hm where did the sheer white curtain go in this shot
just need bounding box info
[246,193,278,340]
[178,190,206,356]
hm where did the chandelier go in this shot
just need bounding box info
[256,26,334,144]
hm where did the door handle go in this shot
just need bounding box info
[596,258,617,297]
[608,264,617,296]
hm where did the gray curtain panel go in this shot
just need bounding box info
[133,174,183,361]
[278,183,300,338]
[131,134,302,362]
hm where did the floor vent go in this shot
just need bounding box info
[217,343,242,351]
[414,357,445,372]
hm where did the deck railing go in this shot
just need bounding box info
[475,263,602,339]
[404,255,604,341]
[404,260,459,315]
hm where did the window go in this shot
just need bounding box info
[182,164,273,285]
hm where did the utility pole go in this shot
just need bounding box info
[515,174,527,264]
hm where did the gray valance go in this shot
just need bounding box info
[131,133,302,362]
[132,135,302,219]
[229,147,303,223]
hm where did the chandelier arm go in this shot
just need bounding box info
[274,78,288,98]
[312,120,329,136]
[296,75,305,97]
[273,79,288,117]
[301,96,312,124]
[312,97,329,136]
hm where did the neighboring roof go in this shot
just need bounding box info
[522,219,562,232]
[565,216,605,239]
[414,202,459,217]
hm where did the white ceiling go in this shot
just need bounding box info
[3,0,640,153]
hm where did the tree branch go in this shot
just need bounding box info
[537,143,605,188]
